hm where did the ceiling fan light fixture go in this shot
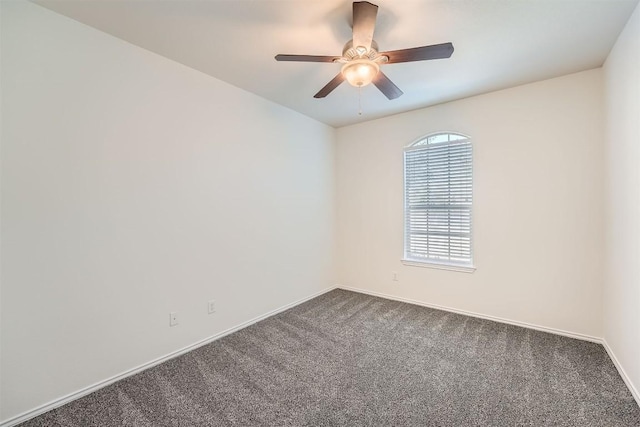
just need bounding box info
[275,2,453,100]
[341,59,379,88]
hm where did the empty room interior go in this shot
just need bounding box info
[1,0,640,425]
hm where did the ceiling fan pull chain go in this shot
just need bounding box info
[358,86,363,116]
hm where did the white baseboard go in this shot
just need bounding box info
[337,285,602,343]
[0,285,338,427]
[602,339,640,407]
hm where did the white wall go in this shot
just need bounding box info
[336,69,604,338]
[603,2,640,401]
[0,1,335,422]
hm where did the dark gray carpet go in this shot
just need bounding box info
[20,289,640,426]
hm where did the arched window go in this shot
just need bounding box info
[403,132,474,271]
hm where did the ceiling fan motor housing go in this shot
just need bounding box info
[342,39,380,60]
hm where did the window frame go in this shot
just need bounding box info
[402,132,476,273]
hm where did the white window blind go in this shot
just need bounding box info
[404,133,473,267]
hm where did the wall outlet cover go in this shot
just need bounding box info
[170,312,179,327]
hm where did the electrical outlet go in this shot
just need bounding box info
[170,312,179,327]
[392,271,399,281]
[208,300,216,314]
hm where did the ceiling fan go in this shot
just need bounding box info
[275,1,454,100]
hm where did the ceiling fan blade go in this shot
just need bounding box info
[314,73,345,98]
[380,42,454,64]
[275,54,339,63]
[352,1,378,52]
[373,71,403,100]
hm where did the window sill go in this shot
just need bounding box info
[401,259,476,273]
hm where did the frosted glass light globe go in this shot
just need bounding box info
[341,60,380,87]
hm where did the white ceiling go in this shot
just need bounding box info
[34,0,639,128]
